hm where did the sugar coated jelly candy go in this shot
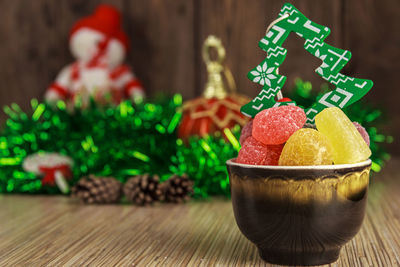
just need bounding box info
[353,122,370,146]
[239,120,253,144]
[315,107,371,164]
[279,128,333,166]
[237,137,268,165]
[236,136,283,165]
[277,97,292,102]
[261,143,284,166]
[252,106,307,145]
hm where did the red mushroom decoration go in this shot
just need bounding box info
[23,152,73,194]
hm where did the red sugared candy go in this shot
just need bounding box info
[239,120,253,144]
[277,97,292,102]
[252,106,307,145]
[260,143,284,165]
[237,137,267,165]
[236,136,283,165]
[353,122,370,146]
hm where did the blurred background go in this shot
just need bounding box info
[0,0,398,154]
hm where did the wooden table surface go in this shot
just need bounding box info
[0,159,399,267]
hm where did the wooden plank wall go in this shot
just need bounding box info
[0,0,398,153]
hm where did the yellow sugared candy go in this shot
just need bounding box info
[279,128,334,166]
[315,107,371,164]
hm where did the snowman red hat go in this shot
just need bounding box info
[69,4,129,51]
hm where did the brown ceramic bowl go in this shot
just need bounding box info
[227,159,371,266]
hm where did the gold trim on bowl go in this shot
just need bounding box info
[227,159,371,204]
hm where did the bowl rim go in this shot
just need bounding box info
[226,158,372,170]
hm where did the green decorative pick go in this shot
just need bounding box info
[241,3,373,122]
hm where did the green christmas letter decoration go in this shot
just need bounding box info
[241,3,373,122]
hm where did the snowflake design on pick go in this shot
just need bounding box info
[250,62,276,87]
[240,3,373,121]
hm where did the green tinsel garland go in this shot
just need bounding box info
[0,81,393,198]
[0,96,182,194]
[170,127,241,198]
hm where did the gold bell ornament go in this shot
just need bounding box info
[178,35,250,139]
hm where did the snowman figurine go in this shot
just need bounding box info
[45,5,144,106]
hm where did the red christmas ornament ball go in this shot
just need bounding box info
[178,93,251,139]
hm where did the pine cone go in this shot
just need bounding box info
[123,174,164,205]
[162,174,193,203]
[71,175,122,204]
